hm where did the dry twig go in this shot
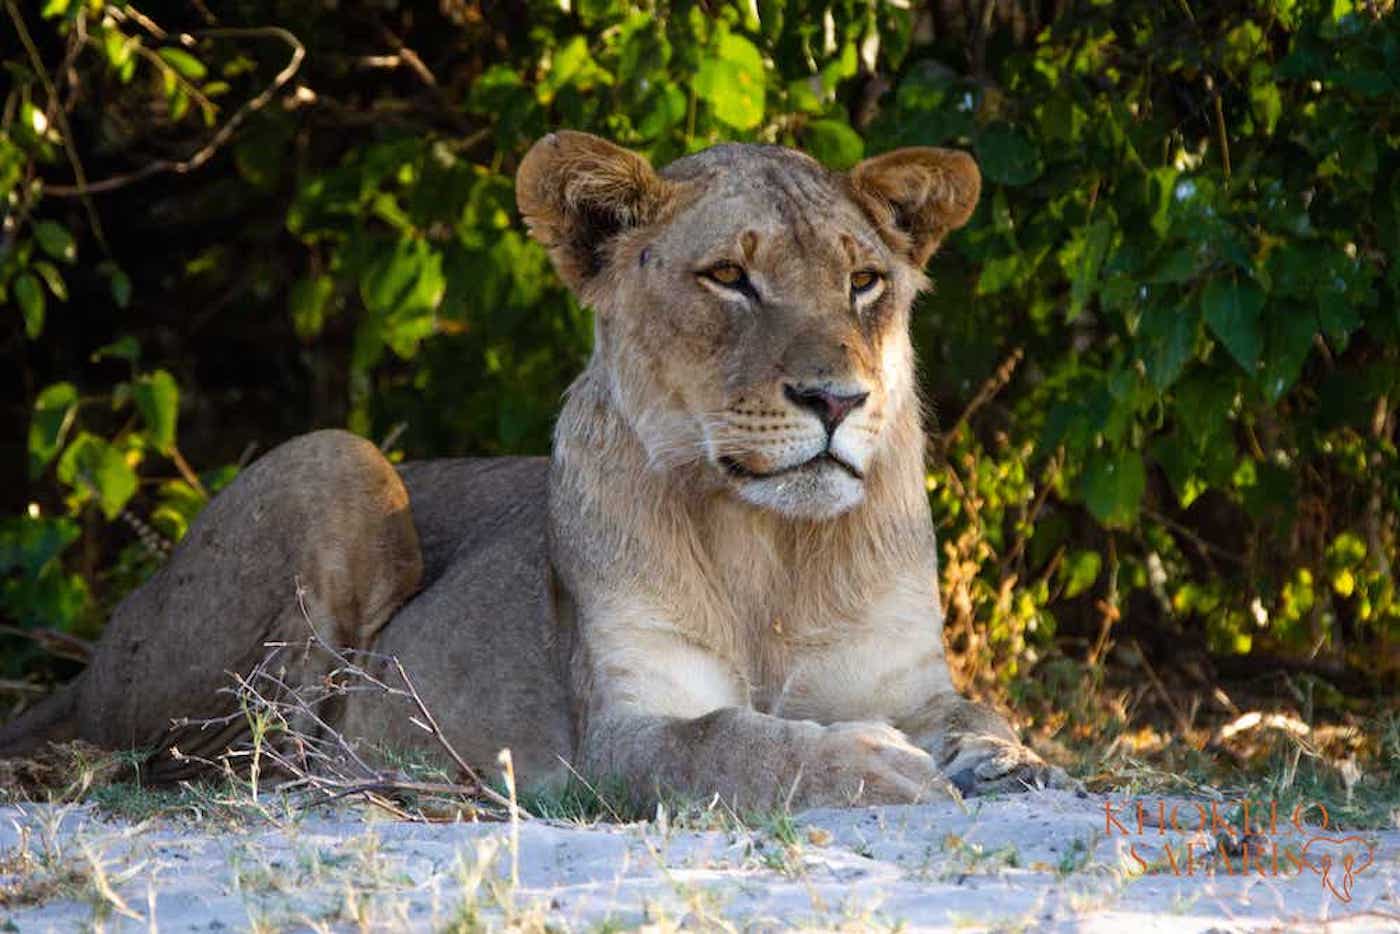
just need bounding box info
[944,347,1025,444]
[173,581,532,821]
[0,625,93,664]
[45,26,305,197]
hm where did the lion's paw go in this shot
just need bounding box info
[810,721,956,806]
[940,732,1077,797]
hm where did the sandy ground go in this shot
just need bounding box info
[1,789,1396,931]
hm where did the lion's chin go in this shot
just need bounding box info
[727,459,867,520]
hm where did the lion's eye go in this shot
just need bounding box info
[850,270,881,294]
[705,263,747,288]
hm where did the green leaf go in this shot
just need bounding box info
[803,119,864,170]
[617,16,671,78]
[1258,304,1316,403]
[1148,247,1197,284]
[33,220,76,263]
[289,275,335,341]
[111,270,133,308]
[757,0,785,41]
[1059,549,1102,599]
[1145,169,1178,239]
[1202,277,1265,372]
[1064,220,1112,321]
[538,36,595,102]
[233,125,289,190]
[820,40,858,91]
[168,86,190,122]
[99,25,134,72]
[695,33,767,130]
[57,433,138,520]
[575,0,625,25]
[467,65,531,124]
[1152,433,1205,508]
[635,84,687,139]
[975,123,1042,186]
[361,239,446,317]
[1249,81,1282,136]
[32,260,67,302]
[976,254,1024,295]
[132,370,180,454]
[1174,372,1235,447]
[157,47,207,81]
[0,515,81,577]
[99,262,132,308]
[786,77,825,114]
[1139,301,1199,391]
[1316,282,1362,342]
[1036,92,1087,144]
[1080,449,1147,529]
[14,272,45,338]
[1221,22,1264,75]
[28,382,78,480]
[875,63,974,147]
[92,336,142,364]
[360,239,445,360]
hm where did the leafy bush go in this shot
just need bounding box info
[2,2,1395,712]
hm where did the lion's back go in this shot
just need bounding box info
[397,457,550,586]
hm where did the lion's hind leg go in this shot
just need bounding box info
[60,429,423,781]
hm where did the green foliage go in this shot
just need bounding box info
[1081,451,1147,530]
[1,0,1395,708]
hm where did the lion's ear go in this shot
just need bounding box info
[848,148,981,266]
[516,131,670,293]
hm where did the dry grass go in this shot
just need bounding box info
[164,582,528,825]
[2,587,1395,930]
[0,817,89,909]
[0,741,128,804]
[0,803,154,924]
[1010,652,1400,831]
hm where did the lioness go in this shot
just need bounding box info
[0,132,1070,808]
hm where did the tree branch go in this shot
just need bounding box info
[44,26,305,197]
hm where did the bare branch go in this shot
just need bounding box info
[176,580,533,823]
[5,1,108,250]
[44,26,305,197]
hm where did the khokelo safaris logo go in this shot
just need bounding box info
[1103,798,1377,902]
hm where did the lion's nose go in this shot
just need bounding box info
[783,384,869,434]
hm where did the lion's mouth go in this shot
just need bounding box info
[719,452,865,482]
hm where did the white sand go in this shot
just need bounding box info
[1,790,1395,931]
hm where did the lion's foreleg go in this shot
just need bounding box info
[576,613,955,809]
[580,707,953,811]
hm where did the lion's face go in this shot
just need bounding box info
[606,147,919,519]
[518,134,980,520]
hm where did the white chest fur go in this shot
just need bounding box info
[747,578,952,724]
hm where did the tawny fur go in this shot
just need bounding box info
[523,133,1068,807]
[1,132,1069,809]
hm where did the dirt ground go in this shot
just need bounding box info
[1,789,1396,931]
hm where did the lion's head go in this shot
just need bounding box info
[518,131,979,520]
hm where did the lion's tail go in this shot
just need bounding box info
[0,680,79,759]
